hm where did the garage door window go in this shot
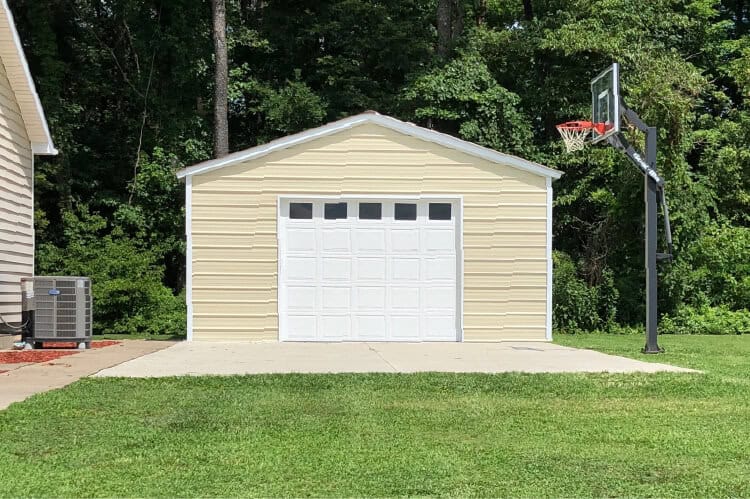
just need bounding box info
[429,203,452,220]
[289,202,313,219]
[324,202,347,219]
[359,202,382,220]
[395,203,417,220]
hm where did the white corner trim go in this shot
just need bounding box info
[457,195,465,342]
[546,176,553,341]
[2,0,57,155]
[31,153,34,277]
[276,196,286,341]
[176,113,563,180]
[185,176,193,341]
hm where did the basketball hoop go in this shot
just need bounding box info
[555,121,608,153]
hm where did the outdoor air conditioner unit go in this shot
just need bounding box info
[21,276,92,349]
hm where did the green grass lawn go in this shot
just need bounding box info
[95,332,185,341]
[1,336,748,497]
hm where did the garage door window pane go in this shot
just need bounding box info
[324,202,347,219]
[359,203,382,220]
[429,203,452,220]
[290,203,312,219]
[395,203,417,220]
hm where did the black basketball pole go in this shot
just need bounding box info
[644,126,663,353]
[607,105,669,354]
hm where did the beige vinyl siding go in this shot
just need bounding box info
[0,57,32,324]
[190,123,549,341]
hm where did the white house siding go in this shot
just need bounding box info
[0,57,32,324]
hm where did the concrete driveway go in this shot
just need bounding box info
[0,340,175,410]
[95,341,696,377]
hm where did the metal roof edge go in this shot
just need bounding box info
[2,0,57,155]
[176,112,562,180]
[176,115,370,179]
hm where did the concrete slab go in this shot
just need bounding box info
[0,362,33,372]
[95,341,698,377]
[0,340,175,410]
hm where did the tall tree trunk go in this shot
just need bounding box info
[475,0,487,26]
[523,0,533,21]
[436,0,463,59]
[211,0,229,158]
[436,0,452,59]
[736,0,747,35]
[452,0,463,39]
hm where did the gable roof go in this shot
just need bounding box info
[176,112,562,180]
[0,0,57,155]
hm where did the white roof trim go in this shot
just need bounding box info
[176,113,562,180]
[1,0,57,155]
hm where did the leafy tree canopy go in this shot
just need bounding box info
[9,0,750,333]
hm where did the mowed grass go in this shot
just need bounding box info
[1,336,749,497]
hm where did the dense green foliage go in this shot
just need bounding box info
[1,335,749,496]
[10,0,749,334]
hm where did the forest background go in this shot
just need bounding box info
[11,0,750,336]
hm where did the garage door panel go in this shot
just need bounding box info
[322,229,351,251]
[425,286,455,310]
[391,316,420,340]
[287,286,316,310]
[424,229,455,251]
[354,229,386,252]
[391,258,420,280]
[355,257,386,281]
[355,315,387,339]
[356,287,386,310]
[287,229,316,251]
[426,257,456,280]
[322,257,351,280]
[286,257,316,280]
[322,286,350,310]
[390,287,420,310]
[286,315,317,339]
[391,229,420,252]
[320,315,350,339]
[425,316,457,340]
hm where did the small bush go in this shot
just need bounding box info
[661,305,750,335]
[664,226,750,310]
[553,251,619,333]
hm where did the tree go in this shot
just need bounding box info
[8,0,750,336]
[436,0,463,58]
[211,0,229,157]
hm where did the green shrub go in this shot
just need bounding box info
[661,305,750,335]
[37,206,186,336]
[664,226,750,310]
[553,251,618,333]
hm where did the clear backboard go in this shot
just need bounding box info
[591,63,620,143]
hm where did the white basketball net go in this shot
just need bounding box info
[557,125,591,153]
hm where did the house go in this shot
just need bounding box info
[0,0,57,335]
[177,112,561,342]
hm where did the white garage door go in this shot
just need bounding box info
[278,197,461,341]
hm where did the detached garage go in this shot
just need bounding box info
[177,112,562,342]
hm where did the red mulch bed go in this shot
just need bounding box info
[0,340,121,364]
[0,350,77,363]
